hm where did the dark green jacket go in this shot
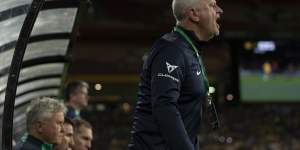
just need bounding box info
[17,135,53,150]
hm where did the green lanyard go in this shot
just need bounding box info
[75,110,80,118]
[41,143,53,150]
[173,26,210,92]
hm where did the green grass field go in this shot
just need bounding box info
[240,73,300,102]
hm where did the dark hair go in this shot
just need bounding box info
[73,118,92,134]
[64,117,75,126]
[65,81,89,101]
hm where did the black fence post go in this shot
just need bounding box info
[1,0,45,149]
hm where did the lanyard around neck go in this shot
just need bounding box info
[173,26,210,92]
[42,143,53,150]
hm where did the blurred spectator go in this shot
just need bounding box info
[263,61,272,81]
[198,105,300,150]
[71,119,93,150]
[54,117,75,150]
[65,81,89,119]
[80,100,300,150]
[17,97,65,150]
[12,138,16,149]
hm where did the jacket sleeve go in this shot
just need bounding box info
[150,43,194,150]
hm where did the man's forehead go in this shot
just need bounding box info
[78,87,88,93]
[80,126,92,133]
[206,0,217,3]
[52,111,65,120]
[79,127,93,138]
[64,124,74,132]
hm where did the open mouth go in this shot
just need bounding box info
[215,16,221,29]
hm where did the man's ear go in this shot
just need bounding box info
[69,93,76,101]
[36,121,44,133]
[188,8,200,22]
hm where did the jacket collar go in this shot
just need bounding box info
[27,134,53,150]
[175,26,207,53]
[27,134,45,147]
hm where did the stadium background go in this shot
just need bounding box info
[1,0,300,149]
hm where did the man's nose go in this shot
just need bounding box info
[86,141,91,148]
[70,137,75,146]
[217,5,223,14]
[60,125,64,133]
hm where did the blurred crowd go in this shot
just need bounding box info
[82,101,300,150]
[14,80,300,150]
[200,105,300,150]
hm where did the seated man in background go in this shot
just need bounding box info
[71,119,93,150]
[18,97,65,150]
[54,117,75,150]
[65,81,89,119]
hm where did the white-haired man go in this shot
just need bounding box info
[128,0,223,150]
[18,97,65,150]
